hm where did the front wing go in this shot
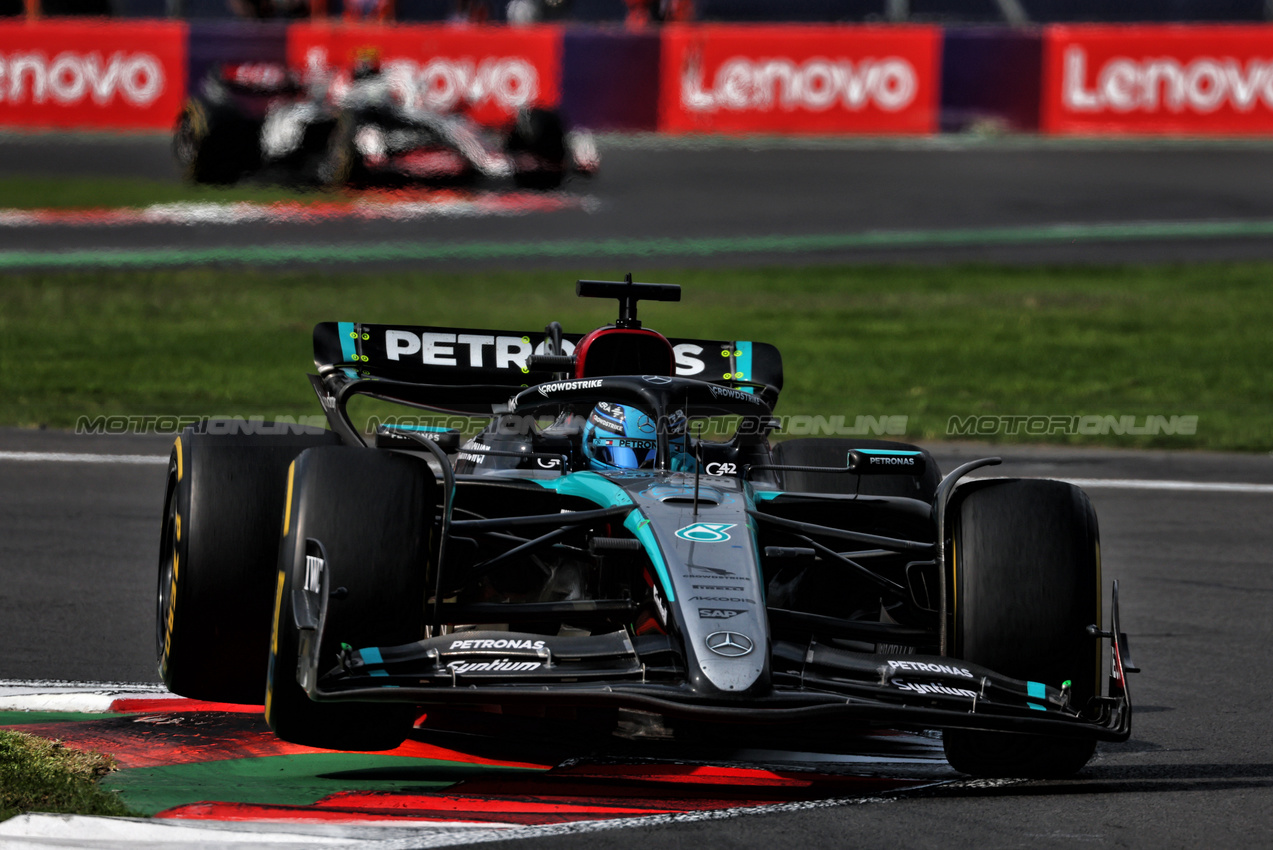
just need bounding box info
[293,557,1132,743]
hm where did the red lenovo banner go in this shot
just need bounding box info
[1043,25,1273,135]
[0,21,186,131]
[659,25,941,135]
[287,24,562,127]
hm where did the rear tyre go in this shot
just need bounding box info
[266,446,436,751]
[770,437,940,500]
[942,478,1102,778]
[174,102,258,185]
[317,114,365,189]
[157,421,341,704]
[510,108,566,190]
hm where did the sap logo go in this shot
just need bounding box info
[699,608,744,619]
[675,522,735,543]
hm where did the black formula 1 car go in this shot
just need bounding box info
[157,278,1135,777]
[173,61,597,189]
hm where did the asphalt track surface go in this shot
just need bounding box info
[3,430,1273,847]
[4,134,1273,846]
[7,133,1273,268]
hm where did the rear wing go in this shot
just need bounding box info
[315,321,781,393]
[311,321,782,444]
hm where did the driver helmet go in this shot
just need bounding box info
[351,47,382,81]
[583,403,688,470]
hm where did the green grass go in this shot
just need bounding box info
[0,729,142,822]
[1,263,1269,450]
[0,176,323,210]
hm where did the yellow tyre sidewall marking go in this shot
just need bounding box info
[282,461,295,538]
[268,461,297,723]
[265,567,287,723]
[161,436,184,671]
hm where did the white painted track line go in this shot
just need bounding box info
[1055,477,1273,494]
[0,451,167,464]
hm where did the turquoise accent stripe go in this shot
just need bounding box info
[734,340,753,392]
[385,424,456,433]
[752,490,782,501]
[854,449,923,455]
[533,471,634,507]
[1027,680,1047,710]
[337,321,358,364]
[532,473,671,601]
[360,646,389,676]
[624,510,675,602]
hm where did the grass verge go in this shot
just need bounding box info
[1,263,1268,451]
[0,729,141,822]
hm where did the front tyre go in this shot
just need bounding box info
[942,478,1102,778]
[157,422,340,704]
[266,446,435,751]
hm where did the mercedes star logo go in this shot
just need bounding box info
[642,375,673,384]
[705,631,754,658]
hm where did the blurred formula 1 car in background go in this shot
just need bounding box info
[173,58,598,189]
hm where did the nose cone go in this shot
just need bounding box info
[631,476,770,697]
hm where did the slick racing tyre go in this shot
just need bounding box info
[510,108,567,190]
[943,478,1102,778]
[770,438,940,500]
[266,446,436,751]
[157,421,341,704]
[317,114,367,189]
[174,102,259,185]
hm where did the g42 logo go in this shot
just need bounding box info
[675,522,736,543]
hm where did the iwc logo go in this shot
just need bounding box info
[705,631,754,658]
[675,522,735,543]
